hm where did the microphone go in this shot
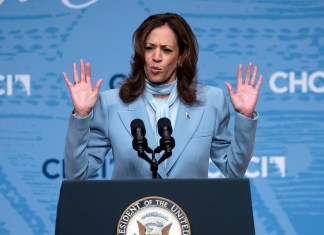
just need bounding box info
[157,117,175,157]
[130,118,174,178]
[130,119,149,156]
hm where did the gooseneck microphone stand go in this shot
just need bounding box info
[133,144,172,179]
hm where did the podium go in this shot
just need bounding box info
[55,179,255,234]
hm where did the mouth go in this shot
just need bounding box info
[150,66,162,74]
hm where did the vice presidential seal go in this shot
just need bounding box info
[117,196,191,235]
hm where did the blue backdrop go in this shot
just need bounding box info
[0,0,324,234]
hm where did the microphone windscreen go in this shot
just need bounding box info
[157,117,172,136]
[130,119,146,137]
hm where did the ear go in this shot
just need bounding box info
[177,55,183,67]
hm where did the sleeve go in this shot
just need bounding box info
[64,94,111,180]
[210,90,258,178]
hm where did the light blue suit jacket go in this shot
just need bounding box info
[64,85,258,180]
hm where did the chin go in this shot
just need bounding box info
[147,76,175,85]
[147,76,163,84]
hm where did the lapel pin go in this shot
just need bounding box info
[185,112,190,119]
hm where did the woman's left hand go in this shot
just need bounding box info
[225,62,263,118]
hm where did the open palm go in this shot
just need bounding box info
[225,63,263,118]
[63,59,103,118]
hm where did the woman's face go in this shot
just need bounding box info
[144,25,181,84]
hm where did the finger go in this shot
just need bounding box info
[225,82,235,96]
[250,66,258,86]
[86,63,92,85]
[72,63,79,84]
[244,62,252,84]
[94,78,103,93]
[62,72,73,90]
[80,59,85,82]
[236,64,242,87]
[255,74,263,91]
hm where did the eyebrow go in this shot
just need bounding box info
[146,42,173,48]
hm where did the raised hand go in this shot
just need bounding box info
[63,59,103,118]
[225,63,263,118]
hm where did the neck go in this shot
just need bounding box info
[153,94,169,99]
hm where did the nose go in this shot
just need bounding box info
[152,49,162,63]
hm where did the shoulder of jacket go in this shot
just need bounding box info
[196,83,224,100]
[98,88,123,105]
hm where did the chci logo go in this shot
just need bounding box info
[117,196,191,235]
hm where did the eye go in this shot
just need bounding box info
[145,45,154,51]
[163,48,172,53]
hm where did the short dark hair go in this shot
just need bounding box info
[119,13,199,104]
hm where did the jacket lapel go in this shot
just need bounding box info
[166,103,205,174]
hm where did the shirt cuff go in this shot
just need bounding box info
[237,111,259,120]
[71,110,93,119]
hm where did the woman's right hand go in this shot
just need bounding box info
[63,59,103,118]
